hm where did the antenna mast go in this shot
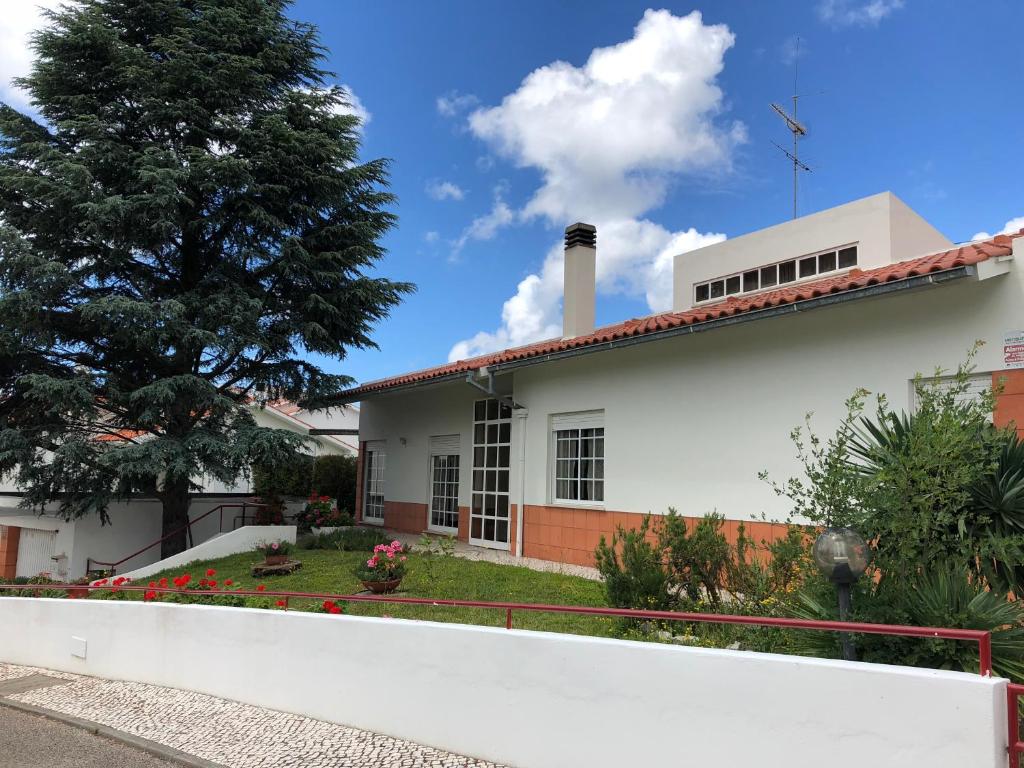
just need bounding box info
[771,37,811,219]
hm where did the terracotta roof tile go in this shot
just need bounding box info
[343,231,1021,399]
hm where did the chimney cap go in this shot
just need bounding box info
[565,222,596,249]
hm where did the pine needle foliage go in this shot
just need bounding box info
[0,0,411,555]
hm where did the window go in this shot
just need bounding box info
[471,399,512,548]
[778,260,796,283]
[551,412,604,505]
[363,441,386,524]
[691,244,859,304]
[838,246,857,269]
[911,373,993,416]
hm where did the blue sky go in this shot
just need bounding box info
[4,1,1023,387]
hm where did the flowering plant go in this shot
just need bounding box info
[354,540,408,582]
[294,493,353,532]
[256,540,292,557]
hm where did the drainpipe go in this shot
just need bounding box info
[514,408,528,558]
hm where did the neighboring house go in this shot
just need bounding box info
[338,192,1024,566]
[0,401,358,580]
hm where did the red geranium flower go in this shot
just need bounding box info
[143,590,157,601]
[275,599,286,607]
[148,581,156,588]
[329,606,342,614]
[224,579,233,586]
[199,579,209,587]
[158,578,168,588]
[208,580,217,588]
[257,584,266,592]
[205,568,216,577]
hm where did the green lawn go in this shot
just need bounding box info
[118,547,617,638]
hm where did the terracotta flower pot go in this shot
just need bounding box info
[264,554,288,566]
[361,577,402,594]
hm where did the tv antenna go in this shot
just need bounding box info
[771,36,811,219]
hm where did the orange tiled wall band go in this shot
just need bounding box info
[522,506,792,567]
[994,370,1024,438]
[0,525,20,580]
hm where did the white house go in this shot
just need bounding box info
[0,401,358,580]
[338,192,1024,566]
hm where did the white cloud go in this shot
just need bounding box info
[424,230,440,243]
[972,216,1024,242]
[450,186,516,257]
[0,0,65,108]
[426,180,465,201]
[817,0,904,27]
[466,9,744,224]
[447,219,724,361]
[447,9,737,360]
[436,90,479,117]
[332,85,371,127]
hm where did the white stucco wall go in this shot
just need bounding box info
[359,381,511,512]
[0,599,1007,768]
[361,261,1023,526]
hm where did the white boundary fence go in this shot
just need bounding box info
[0,598,1008,768]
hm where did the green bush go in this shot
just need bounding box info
[594,516,672,612]
[658,510,731,606]
[301,526,392,552]
[253,453,357,513]
[311,454,357,513]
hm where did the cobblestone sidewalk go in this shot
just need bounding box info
[0,663,505,768]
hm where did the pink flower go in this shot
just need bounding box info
[391,540,401,549]
[400,556,407,562]
[271,542,279,551]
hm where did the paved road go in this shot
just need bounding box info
[0,707,180,768]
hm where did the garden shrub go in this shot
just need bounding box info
[252,454,357,513]
[658,510,732,606]
[594,516,672,611]
[301,526,392,552]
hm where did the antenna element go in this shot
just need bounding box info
[771,36,812,219]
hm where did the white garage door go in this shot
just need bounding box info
[16,528,57,579]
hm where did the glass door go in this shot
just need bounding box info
[470,398,512,549]
[362,441,386,525]
[428,453,460,534]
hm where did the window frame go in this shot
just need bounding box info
[549,411,605,509]
[692,242,859,306]
[362,440,386,525]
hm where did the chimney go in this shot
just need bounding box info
[562,222,596,339]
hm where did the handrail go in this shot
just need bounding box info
[1010,683,1024,768]
[85,502,266,575]
[0,582,994,677]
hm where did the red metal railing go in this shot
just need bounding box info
[1010,684,1024,768]
[85,502,265,575]
[0,582,994,677]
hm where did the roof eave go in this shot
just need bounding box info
[332,264,977,404]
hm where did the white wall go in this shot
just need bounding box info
[359,382,507,511]
[672,192,953,311]
[512,264,1021,522]
[0,599,1007,768]
[115,525,296,581]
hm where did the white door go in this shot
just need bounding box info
[427,435,461,534]
[16,528,57,579]
[470,399,512,550]
[362,441,386,525]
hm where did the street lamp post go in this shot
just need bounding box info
[812,527,869,662]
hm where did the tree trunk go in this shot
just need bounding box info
[159,477,192,559]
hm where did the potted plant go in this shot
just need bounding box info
[355,540,408,593]
[258,540,292,566]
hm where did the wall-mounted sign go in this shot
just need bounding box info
[1005,331,1024,369]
